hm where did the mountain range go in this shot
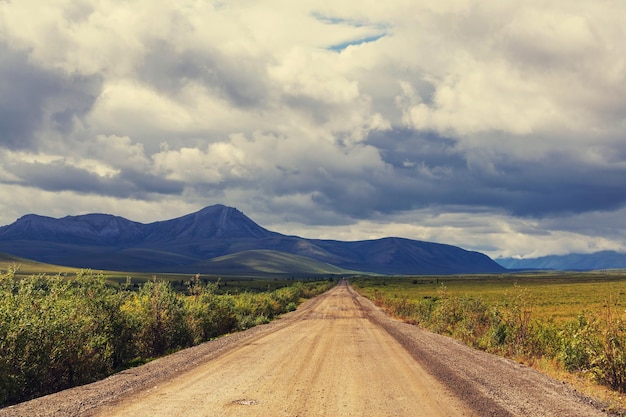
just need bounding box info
[496,251,626,271]
[0,204,505,276]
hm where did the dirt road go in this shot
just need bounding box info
[2,281,608,416]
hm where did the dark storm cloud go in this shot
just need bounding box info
[478,156,626,217]
[119,169,185,195]
[0,43,102,150]
[282,129,626,221]
[0,44,54,149]
[9,160,184,198]
[539,210,626,239]
[367,129,460,172]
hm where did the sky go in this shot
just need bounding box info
[1,0,626,260]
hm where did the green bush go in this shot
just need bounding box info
[185,282,237,343]
[0,270,332,407]
[122,279,192,358]
[559,313,597,372]
[0,270,127,405]
[591,303,626,392]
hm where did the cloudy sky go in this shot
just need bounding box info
[1,0,625,259]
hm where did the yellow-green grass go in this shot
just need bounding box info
[0,253,158,286]
[351,271,626,322]
[0,252,82,276]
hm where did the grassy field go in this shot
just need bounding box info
[0,252,81,276]
[352,271,626,322]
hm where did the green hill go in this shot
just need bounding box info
[0,251,81,276]
[196,249,357,276]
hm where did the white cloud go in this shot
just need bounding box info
[390,1,626,152]
[502,8,596,64]
[1,149,118,178]
[153,140,248,183]
[269,48,359,104]
[399,59,560,136]
[87,80,192,134]
[90,135,149,170]
[152,131,387,186]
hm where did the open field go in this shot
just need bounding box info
[352,271,626,322]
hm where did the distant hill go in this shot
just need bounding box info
[496,251,626,271]
[198,250,359,276]
[0,204,505,275]
[0,251,80,275]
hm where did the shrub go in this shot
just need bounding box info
[185,283,237,343]
[0,271,332,407]
[0,270,129,405]
[559,313,598,372]
[121,279,191,357]
[590,302,626,392]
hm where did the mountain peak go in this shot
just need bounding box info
[196,203,230,212]
[144,204,275,240]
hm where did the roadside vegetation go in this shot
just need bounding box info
[352,272,626,406]
[0,267,334,407]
